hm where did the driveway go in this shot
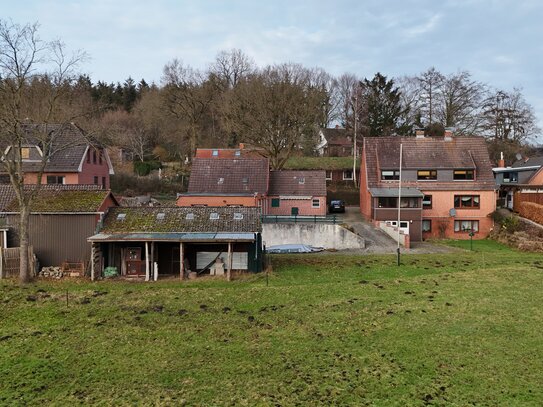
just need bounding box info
[332,206,458,255]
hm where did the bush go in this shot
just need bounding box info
[133,161,162,176]
[111,173,186,196]
[519,202,543,225]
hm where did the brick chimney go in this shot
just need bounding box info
[498,151,505,168]
[239,143,245,150]
[415,129,425,139]
[444,128,454,141]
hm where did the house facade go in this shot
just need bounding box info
[316,127,354,157]
[493,155,543,209]
[1,185,118,267]
[1,123,114,189]
[265,170,327,217]
[88,206,263,280]
[360,133,496,241]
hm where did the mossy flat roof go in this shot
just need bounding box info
[284,156,359,170]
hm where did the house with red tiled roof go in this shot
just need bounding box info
[360,130,496,241]
[0,123,114,189]
[176,158,270,207]
[266,170,327,216]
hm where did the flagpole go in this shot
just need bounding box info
[397,143,403,266]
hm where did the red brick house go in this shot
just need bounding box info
[176,158,269,207]
[360,132,496,241]
[265,170,327,216]
[1,123,114,189]
[316,127,354,157]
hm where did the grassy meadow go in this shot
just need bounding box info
[1,240,542,405]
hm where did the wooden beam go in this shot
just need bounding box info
[151,242,157,281]
[179,242,184,280]
[145,242,150,282]
[90,243,95,281]
[227,242,233,281]
[0,247,4,280]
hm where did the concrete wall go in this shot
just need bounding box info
[262,223,365,250]
[379,221,410,248]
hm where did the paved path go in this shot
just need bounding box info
[329,206,458,255]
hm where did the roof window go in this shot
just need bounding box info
[298,177,305,184]
[235,149,241,156]
[185,213,194,220]
[156,213,165,221]
[212,149,219,157]
[234,213,243,220]
[210,213,220,220]
[117,213,126,221]
[218,177,224,184]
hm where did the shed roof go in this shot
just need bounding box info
[188,158,269,195]
[512,155,543,168]
[268,170,327,196]
[99,206,262,234]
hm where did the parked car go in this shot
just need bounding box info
[328,199,345,213]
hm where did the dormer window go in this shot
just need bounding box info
[381,170,400,180]
[233,213,243,220]
[503,172,518,183]
[417,170,437,180]
[21,148,30,159]
[453,169,474,180]
[185,213,194,220]
[210,213,219,220]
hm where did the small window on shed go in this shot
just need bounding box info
[234,213,243,220]
[210,212,219,220]
[156,213,165,221]
[185,213,194,220]
[117,213,126,221]
[298,177,305,184]
[218,177,224,184]
[212,149,219,157]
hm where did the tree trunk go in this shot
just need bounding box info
[19,205,32,284]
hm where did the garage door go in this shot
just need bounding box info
[196,252,248,270]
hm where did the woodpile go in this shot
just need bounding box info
[39,266,64,279]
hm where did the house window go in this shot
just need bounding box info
[93,150,97,164]
[21,148,30,159]
[503,172,518,183]
[377,197,397,208]
[94,176,98,184]
[234,150,241,156]
[233,213,243,220]
[298,177,305,184]
[422,219,432,232]
[325,170,332,180]
[102,177,106,188]
[422,195,432,209]
[271,198,280,208]
[454,220,479,233]
[46,175,65,184]
[185,213,194,220]
[453,169,474,180]
[417,170,437,180]
[156,213,165,221]
[210,213,219,220]
[400,197,419,208]
[87,149,91,163]
[343,170,353,180]
[312,198,320,208]
[454,195,480,209]
[381,170,400,180]
[212,149,219,157]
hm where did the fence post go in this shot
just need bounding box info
[333,215,336,224]
[314,215,316,223]
[0,247,3,279]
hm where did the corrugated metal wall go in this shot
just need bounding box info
[6,214,97,267]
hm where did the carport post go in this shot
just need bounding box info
[90,243,95,281]
[179,242,184,280]
[227,242,233,281]
[145,242,150,281]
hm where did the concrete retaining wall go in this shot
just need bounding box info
[379,221,410,248]
[262,223,365,250]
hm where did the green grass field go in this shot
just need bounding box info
[1,240,542,405]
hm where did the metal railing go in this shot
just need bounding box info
[261,215,339,224]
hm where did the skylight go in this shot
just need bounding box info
[156,213,165,221]
[210,213,219,220]
[234,213,243,220]
[117,213,126,221]
[298,177,305,184]
[218,177,224,184]
[242,177,248,184]
[185,213,194,220]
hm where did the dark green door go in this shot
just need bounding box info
[291,207,299,216]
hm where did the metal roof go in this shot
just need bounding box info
[369,187,424,198]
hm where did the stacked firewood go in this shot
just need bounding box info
[39,266,64,279]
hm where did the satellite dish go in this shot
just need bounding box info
[449,208,456,217]
[515,153,522,161]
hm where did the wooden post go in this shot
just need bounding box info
[145,242,150,282]
[90,243,95,281]
[227,242,233,281]
[0,247,3,279]
[151,242,156,281]
[179,242,184,280]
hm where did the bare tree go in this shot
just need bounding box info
[415,67,445,126]
[209,48,255,90]
[162,59,215,160]
[0,20,87,283]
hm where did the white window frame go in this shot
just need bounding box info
[343,170,353,180]
[312,198,320,208]
[325,170,332,180]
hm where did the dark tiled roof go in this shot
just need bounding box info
[2,187,114,212]
[9,123,100,172]
[321,128,352,146]
[188,158,269,195]
[363,136,495,191]
[512,155,543,168]
[268,170,327,196]
[100,206,261,234]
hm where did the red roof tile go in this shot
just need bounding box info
[268,170,326,196]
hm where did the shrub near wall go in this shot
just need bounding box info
[519,202,543,225]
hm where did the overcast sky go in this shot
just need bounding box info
[6,0,543,140]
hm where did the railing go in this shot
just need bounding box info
[261,215,339,224]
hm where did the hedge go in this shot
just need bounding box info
[519,202,543,225]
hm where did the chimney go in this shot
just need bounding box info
[239,143,245,150]
[335,124,340,129]
[498,152,505,168]
[415,129,425,139]
[444,128,454,141]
